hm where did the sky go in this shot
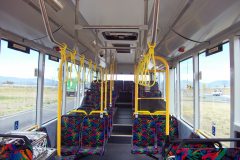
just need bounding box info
[180,43,230,83]
[0,40,59,80]
[0,40,39,78]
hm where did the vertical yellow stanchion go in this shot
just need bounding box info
[134,65,139,114]
[57,44,67,156]
[113,61,115,88]
[115,62,117,80]
[100,67,104,112]
[154,56,170,136]
[110,64,113,107]
[104,69,108,110]
[165,62,170,136]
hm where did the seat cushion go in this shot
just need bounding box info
[131,146,158,154]
[175,148,240,160]
[78,146,104,155]
[61,146,80,156]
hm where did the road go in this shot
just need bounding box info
[0,94,230,134]
[0,101,75,133]
[200,94,230,103]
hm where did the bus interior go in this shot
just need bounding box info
[1,0,240,159]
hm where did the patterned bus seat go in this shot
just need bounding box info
[78,115,105,156]
[61,115,84,156]
[131,115,158,154]
[154,115,179,154]
[175,148,240,160]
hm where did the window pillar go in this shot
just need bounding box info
[193,54,200,131]
[36,52,45,127]
[230,36,240,147]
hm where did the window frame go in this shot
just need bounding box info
[179,56,194,127]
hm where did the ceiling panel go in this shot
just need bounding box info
[116,53,135,64]
[0,0,97,60]
[79,0,145,25]
[156,0,240,58]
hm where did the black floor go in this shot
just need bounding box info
[80,143,157,160]
[80,92,160,160]
[113,103,133,125]
[108,103,133,144]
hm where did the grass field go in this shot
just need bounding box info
[181,88,231,146]
[0,85,59,117]
[0,85,231,143]
[181,100,230,137]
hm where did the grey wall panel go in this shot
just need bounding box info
[43,120,57,148]
[178,120,194,139]
[117,64,134,74]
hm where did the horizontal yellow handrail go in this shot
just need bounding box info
[196,129,211,138]
[69,110,87,115]
[134,111,167,116]
[89,110,108,115]
[138,97,165,100]
[153,111,166,115]
[148,69,166,73]
[27,125,39,131]
[134,111,151,115]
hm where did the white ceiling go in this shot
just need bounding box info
[157,0,240,58]
[79,0,154,26]
[0,0,97,60]
[1,0,240,65]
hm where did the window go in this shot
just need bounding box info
[84,67,91,89]
[180,58,194,125]
[158,72,165,98]
[116,74,134,81]
[42,55,59,123]
[66,62,79,112]
[0,40,39,133]
[199,43,230,139]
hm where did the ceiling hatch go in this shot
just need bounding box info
[102,32,138,41]
[113,44,130,53]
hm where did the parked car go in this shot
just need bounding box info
[212,89,222,96]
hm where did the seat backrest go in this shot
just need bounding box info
[150,82,159,90]
[124,81,134,92]
[175,148,240,159]
[165,142,216,157]
[61,115,84,146]
[132,115,156,147]
[154,115,179,151]
[114,80,124,93]
[81,115,105,147]
[170,116,179,139]
[91,81,101,91]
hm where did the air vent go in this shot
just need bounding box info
[113,44,130,53]
[103,32,138,41]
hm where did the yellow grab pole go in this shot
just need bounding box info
[109,64,113,107]
[134,65,139,114]
[100,67,104,111]
[104,69,108,110]
[154,56,170,136]
[113,61,115,89]
[57,44,67,156]
[115,62,117,80]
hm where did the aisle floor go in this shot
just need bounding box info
[80,143,159,160]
